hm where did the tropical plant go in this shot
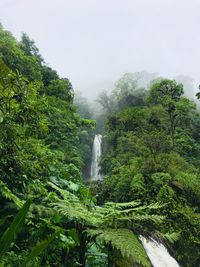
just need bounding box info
[49,182,166,266]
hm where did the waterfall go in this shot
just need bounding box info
[90,134,102,181]
[140,236,180,267]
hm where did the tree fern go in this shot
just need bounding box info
[49,182,164,229]
[49,182,166,266]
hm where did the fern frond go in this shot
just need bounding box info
[29,204,55,217]
[50,182,164,230]
[52,200,91,224]
[127,202,165,211]
[117,214,164,224]
[97,202,164,227]
[99,202,164,218]
[0,180,24,208]
[157,231,181,244]
[104,200,141,209]
[48,182,80,203]
[49,182,103,226]
[86,228,151,267]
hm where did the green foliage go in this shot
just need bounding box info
[0,24,95,266]
[0,200,31,258]
[0,28,42,81]
[97,78,200,266]
[0,180,23,208]
[21,231,59,267]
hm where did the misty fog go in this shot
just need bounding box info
[0,0,199,100]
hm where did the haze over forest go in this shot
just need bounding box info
[0,0,200,99]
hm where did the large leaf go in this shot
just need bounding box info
[0,199,31,257]
[21,231,59,267]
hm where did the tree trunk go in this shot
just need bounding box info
[78,231,86,266]
[169,111,175,148]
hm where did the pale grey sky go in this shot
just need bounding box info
[0,0,200,99]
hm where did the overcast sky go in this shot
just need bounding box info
[0,0,200,99]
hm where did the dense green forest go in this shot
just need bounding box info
[0,24,199,266]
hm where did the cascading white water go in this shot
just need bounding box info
[140,236,180,267]
[90,134,102,181]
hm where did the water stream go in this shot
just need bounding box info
[140,236,180,267]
